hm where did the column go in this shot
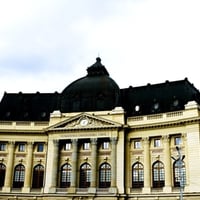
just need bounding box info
[110,137,117,193]
[143,137,151,193]
[163,135,172,192]
[89,138,97,193]
[3,141,15,192]
[51,140,59,190]
[23,142,34,193]
[69,139,78,193]
[44,139,59,193]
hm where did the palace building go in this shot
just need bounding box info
[0,58,200,200]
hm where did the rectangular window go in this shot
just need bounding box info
[18,144,25,152]
[37,143,44,152]
[175,136,181,146]
[154,139,161,147]
[64,143,71,151]
[134,140,141,149]
[83,142,90,150]
[102,141,109,149]
[0,143,6,151]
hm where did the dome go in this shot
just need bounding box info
[61,58,120,112]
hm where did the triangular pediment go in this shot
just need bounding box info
[47,113,122,131]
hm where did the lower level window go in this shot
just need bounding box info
[60,163,72,188]
[79,163,91,188]
[99,162,111,188]
[13,164,25,188]
[32,164,44,188]
[132,162,144,188]
[152,161,165,188]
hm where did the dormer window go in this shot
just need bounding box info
[135,105,140,112]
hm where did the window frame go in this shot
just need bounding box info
[99,162,111,188]
[102,141,109,150]
[83,142,90,150]
[13,164,25,188]
[132,162,144,188]
[152,161,165,188]
[60,163,72,188]
[174,136,182,146]
[154,138,161,148]
[32,164,44,188]
[79,163,91,188]
[0,163,6,187]
[37,143,44,152]
[18,143,25,152]
[0,143,6,151]
[64,143,71,151]
[173,160,186,187]
[134,140,141,149]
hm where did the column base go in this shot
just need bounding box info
[142,187,151,193]
[109,187,117,193]
[47,187,57,193]
[88,187,96,193]
[68,187,76,193]
[22,187,31,193]
[2,186,11,193]
[163,186,172,193]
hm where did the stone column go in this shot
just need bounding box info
[3,141,15,192]
[143,137,151,193]
[69,139,78,193]
[110,137,117,192]
[51,140,59,190]
[44,139,59,193]
[163,135,172,192]
[89,138,97,193]
[23,142,34,193]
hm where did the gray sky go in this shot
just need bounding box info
[0,0,200,98]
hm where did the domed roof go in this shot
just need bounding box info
[61,58,120,112]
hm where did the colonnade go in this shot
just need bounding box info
[45,137,118,193]
[3,141,35,192]
[140,135,179,193]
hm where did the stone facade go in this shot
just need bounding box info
[0,102,200,199]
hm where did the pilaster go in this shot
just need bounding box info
[142,137,151,193]
[3,141,15,192]
[23,141,34,193]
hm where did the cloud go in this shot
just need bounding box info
[0,0,200,98]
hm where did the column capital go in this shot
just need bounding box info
[91,138,97,145]
[27,141,34,146]
[110,137,117,145]
[142,137,149,144]
[53,139,59,146]
[162,135,170,143]
[8,141,15,145]
[71,138,78,144]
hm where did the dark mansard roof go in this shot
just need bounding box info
[0,58,200,121]
[61,57,120,112]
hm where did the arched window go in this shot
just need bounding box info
[32,164,44,188]
[132,162,144,188]
[79,163,91,188]
[0,163,6,187]
[99,162,111,188]
[152,161,165,188]
[60,163,72,188]
[173,160,186,187]
[13,164,25,188]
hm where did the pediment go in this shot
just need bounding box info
[47,113,122,131]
